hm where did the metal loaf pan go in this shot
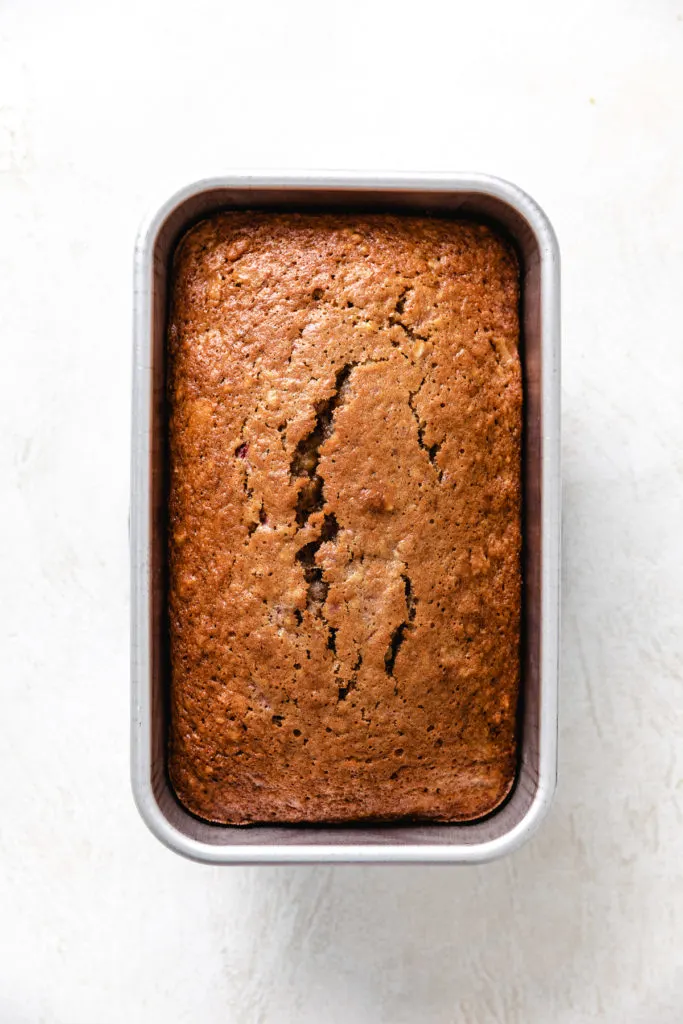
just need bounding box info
[131,173,560,864]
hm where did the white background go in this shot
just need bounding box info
[1,0,682,1021]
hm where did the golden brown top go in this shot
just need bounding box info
[167,212,522,824]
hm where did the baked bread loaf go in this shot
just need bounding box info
[167,212,522,824]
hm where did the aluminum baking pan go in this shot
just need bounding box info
[131,172,560,864]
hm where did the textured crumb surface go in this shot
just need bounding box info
[167,212,522,825]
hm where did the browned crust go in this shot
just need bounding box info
[167,212,522,825]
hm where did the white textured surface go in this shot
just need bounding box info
[1,0,682,1020]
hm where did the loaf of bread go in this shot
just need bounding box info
[167,212,522,824]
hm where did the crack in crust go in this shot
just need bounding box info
[291,351,432,689]
[389,287,429,345]
[338,653,363,703]
[408,381,443,481]
[291,365,354,656]
[384,567,418,688]
[290,363,355,524]
[295,513,339,614]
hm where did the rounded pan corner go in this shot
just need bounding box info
[134,177,214,263]
[129,746,213,866]
[469,173,561,253]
